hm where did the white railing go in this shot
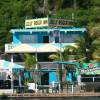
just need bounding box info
[81,77,100,82]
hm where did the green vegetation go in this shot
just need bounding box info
[0,0,100,55]
[48,46,77,91]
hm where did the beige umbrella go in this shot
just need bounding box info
[9,44,36,53]
[36,44,60,52]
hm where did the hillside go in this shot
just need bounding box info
[0,0,100,52]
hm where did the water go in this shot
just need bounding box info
[1,97,100,100]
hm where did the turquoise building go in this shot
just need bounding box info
[5,17,86,85]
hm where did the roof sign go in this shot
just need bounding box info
[25,17,73,28]
[25,18,48,28]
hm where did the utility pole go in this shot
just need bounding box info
[73,0,77,10]
[72,0,77,24]
[44,0,48,16]
[59,30,64,92]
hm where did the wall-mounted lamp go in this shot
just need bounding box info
[65,31,67,34]
[30,31,32,34]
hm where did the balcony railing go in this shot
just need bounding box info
[81,77,100,83]
[14,62,58,69]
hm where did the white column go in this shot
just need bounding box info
[93,77,94,82]
[35,83,38,93]
[19,73,21,87]
[11,54,13,63]
[35,48,38,69]
[59,83,61,93]
[72,84,74,93]
[77,75,81,86]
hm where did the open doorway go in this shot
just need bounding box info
[41,72,49,85]
[43,36,49,43]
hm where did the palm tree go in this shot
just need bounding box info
[63,45,82,61]
[92,37,100,61]
[74,36,88,62]
[48,45,78,92]
[73,25,100,62]
[89,25,100,61]
[89,25,100,40]
[24,53,41,84]
[24,53,37,71]
[92,49,100,61]
[49,45,79,61]
[49,50,63,92]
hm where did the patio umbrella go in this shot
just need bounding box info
[0,59,24,90]
[0,59,24,70]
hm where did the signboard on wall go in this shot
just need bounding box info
[80,63,100,75]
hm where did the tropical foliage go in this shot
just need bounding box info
[73,24,100,62]
[24,53,41,84]
[48,46,78,91]
[24,53,37,71]
[0,0,100,52]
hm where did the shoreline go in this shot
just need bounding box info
[6,92,100,98]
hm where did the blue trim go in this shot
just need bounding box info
[30,69,56,72]
[13,34,21,44]
[53,61,80,68]
[10,28,86,33]
[66,72,72,81]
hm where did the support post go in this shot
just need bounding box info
[10,54,14,93]
[72,84,74,93]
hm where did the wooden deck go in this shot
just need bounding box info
[8,92,100,98]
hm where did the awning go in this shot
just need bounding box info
[8,44,62,53]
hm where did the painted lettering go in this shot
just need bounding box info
[43,20,48,24]
[34,20,42,25]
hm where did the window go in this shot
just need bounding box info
[19,35,37,43]
[55,37,59,43]
[38,53,53,62]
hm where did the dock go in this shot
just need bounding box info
[7,92,100,98]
